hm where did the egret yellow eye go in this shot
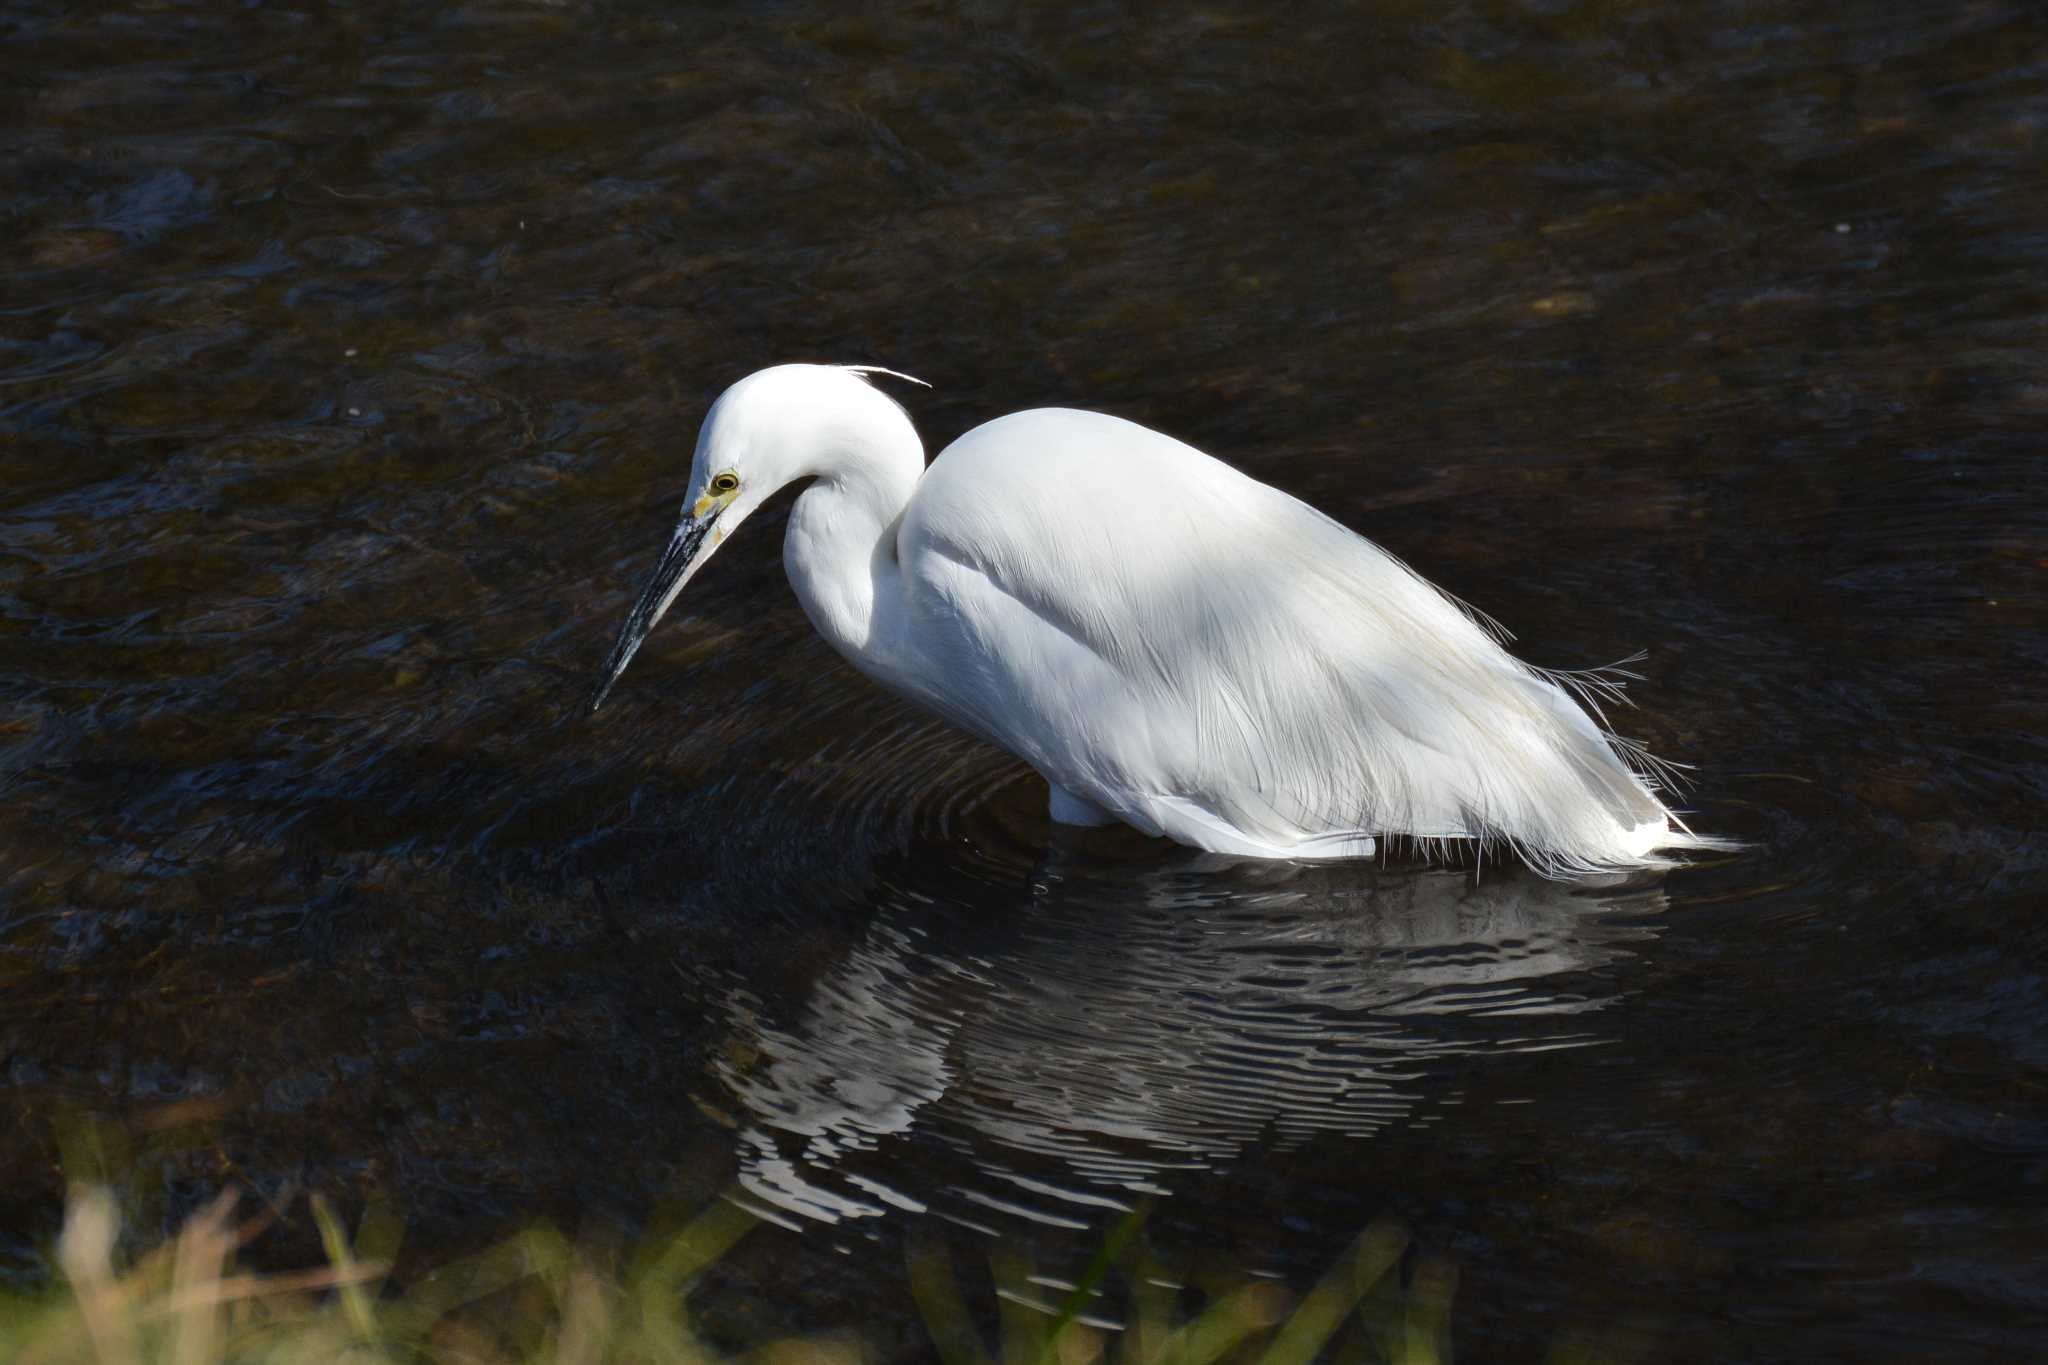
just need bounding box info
[710,472,740,495]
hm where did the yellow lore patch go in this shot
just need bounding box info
[693,472,741,519]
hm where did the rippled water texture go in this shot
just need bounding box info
[3,1,2045,1359]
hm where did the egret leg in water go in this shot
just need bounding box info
[590,364,1719,875]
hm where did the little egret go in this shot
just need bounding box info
[591,364,1713,874]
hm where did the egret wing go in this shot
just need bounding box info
[898,409,1671,870]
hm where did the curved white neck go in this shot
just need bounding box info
[782,444,922,675]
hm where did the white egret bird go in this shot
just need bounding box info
[591,364,1712,874]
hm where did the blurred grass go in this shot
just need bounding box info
[0,1185,1511,1365]
[3,1184,757,1365]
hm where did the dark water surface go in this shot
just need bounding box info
[3,0,2046,1358]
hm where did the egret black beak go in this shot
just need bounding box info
[588,511,720,713]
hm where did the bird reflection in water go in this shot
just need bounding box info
[711,855,1663,1232]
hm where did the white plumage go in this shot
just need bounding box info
[591,363,1714,875]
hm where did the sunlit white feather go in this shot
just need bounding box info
[641,363,1713,875]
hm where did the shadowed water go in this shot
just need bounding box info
[2,0,2046,1360]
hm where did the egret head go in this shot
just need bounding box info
[588,364,928,713]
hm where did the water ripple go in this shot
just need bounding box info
[716,849,1663,1231]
